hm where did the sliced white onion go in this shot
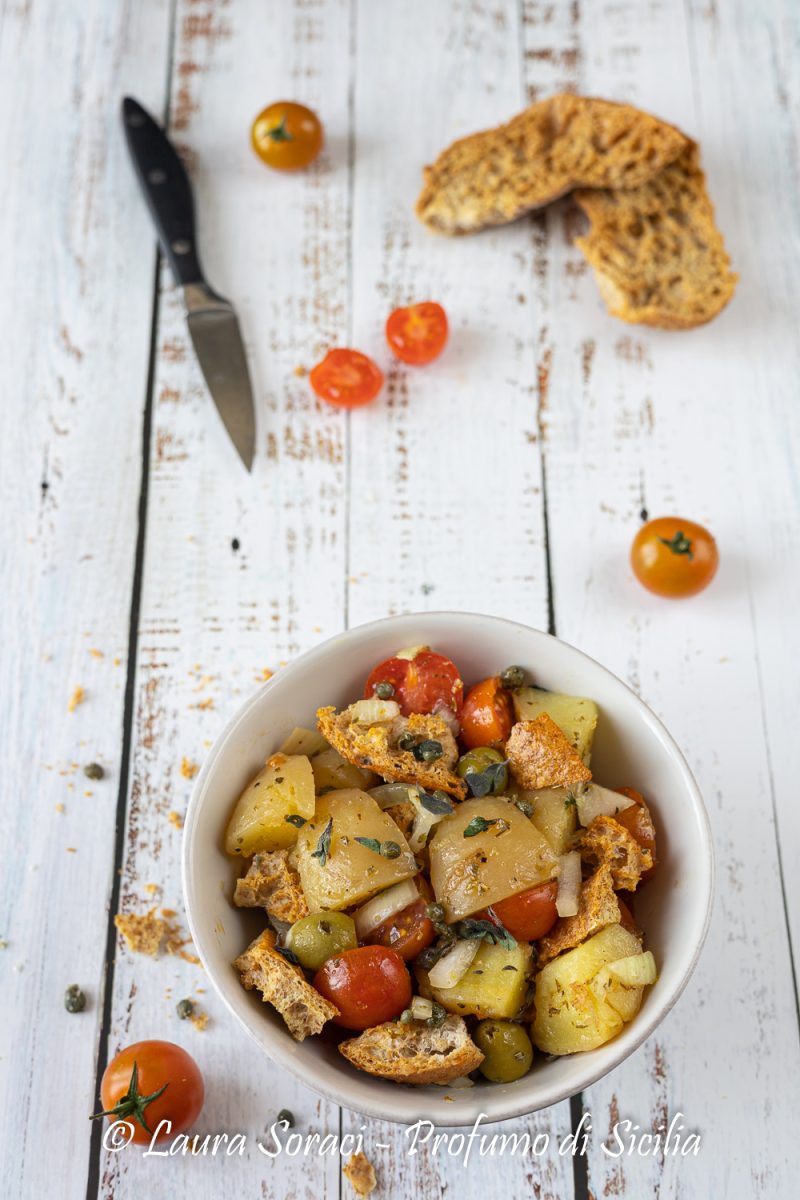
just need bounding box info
[607,951,657,987]
[410,996,434,1021]
[556,851,582,917]
[408,789,454,854]
[353,878,419,939]
[349,698,401,725]
[395,644,429,661]
[369,782,417,810]
[428,938,481,989]
[576,783,636,828]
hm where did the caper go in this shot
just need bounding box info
[399,1008,415,1024]
[427,1002,447,1028]
[426,902,446,925]
[381,840,401,859]
[277,1109,295,1128]
[397,732,417,752]
[375,681,395,700]
[176,998,195,1019]
[285,911,357,972]
[514,796,534,817]
[473,1020,533,1083]
[499,666,525,690]
[456,746,508,794]
[64,984,86,1013]
[83,762,104,781]
[413,739,443,763]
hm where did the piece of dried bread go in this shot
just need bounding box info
[339,1015,484,1084]
[416,93,689,235]
[580,814,653,891]
[234,928,338,1040]
[317,706,467,800]
[233,850,309,923]
[506,713,593,791]
[536,864,622,966]
[574,143,737,328]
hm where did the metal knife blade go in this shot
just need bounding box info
[122,97,256,471]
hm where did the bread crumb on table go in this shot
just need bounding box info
[190,1011,209,1033]
[115,910,166,956]
[343,1151,377,1197]
[68,686,85,712]
[168,810,184,830]
[180,757,199,779]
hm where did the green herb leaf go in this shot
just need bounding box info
[311,817,333,866]
[464,760,508,798]
[462,815,500,837]
[355,836,382,855]
[455,913,517,950]
[564,791,578,809]
[284,813,307,828]
[417,788,455,816]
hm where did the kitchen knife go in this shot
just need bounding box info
[122,96,256,471]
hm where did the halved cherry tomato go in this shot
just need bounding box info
[310,348,384,409]
[482,881,559,942]
[313,946,411,1030]
[386,302,448,365]
[95,1040,204,1145]
[615,787,657,880]
[251,101,323,170]
[631,516,718,598]
[366,879,435,960]
[364,651,463,716]
[459,676,514,749]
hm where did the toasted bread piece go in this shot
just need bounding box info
[343,1152,377,1197]
[317,706,467,800]
[233,850,309,923]
[580,814,653,891]
[234,928,338,1040]
[339,1015,484,1084]
[537,864,621,966]
[506,713,593,791]
[416,94,689,235]
[575,143,737,328]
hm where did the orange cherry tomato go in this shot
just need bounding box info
[364,651,463,716]
[251,101,323,170]
[313,946,412,1030]
[459,676,514,749]
[386,302,448,365]
[309,348,384,409]
[482,880,559,942]
[95,1040,204,1145]
[615,787,658,880]
[631,516,718,598]
[366,879,436,960]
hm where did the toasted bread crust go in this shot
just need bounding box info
[580,815,653,891]
[416,94,689,235]
[537,864,622,966]
[233,850,309,923]
[339,1015,484,1084]
[234,928,338,1040]
[343,1152,377,1197]
[317,706,467,799]
[506,714,593,791]
[575,143,737,328]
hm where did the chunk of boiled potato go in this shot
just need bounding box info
[531,923,643,1055]
[513,687,598,765]
[278,726,329,757]
[311,747,377,793]
[421,940,533,1020]
[225,754,315,856]
[295,789,417,911]
[525,787,578,855]
[429,797,559,921]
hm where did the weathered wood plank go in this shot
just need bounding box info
[0,2,172,1198]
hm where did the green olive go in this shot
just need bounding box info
[456,746,508,794]
[474,1020,533,1083]
[285,912,357,972]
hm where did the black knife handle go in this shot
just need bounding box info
[122,96,204,288]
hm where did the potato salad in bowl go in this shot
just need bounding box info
[224,644,660,1088]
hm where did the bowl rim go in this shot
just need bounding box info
[182,611,715,1126]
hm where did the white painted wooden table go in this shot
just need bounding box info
[2,1,799,1196]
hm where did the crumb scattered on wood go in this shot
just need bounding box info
[88,648,104,659]
[343,1151,377,1197]
[115,910,166,956]
[191,1011,209,1032]
[55,803,65,814]
[168,810,184,830]
[191,697,215,711]
[180,757,199,779]
[66,847,77,853]
[68,686,85,712]
[293,365,307,377]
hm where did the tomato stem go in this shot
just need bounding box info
[657,530,694,559]
[90,1060,169,1134]
[268,113,294,142]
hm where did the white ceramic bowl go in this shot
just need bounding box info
[183,612,713,1126]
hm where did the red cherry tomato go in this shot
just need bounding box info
[630,516,718,598]
[482,881,559,942]
[385,302,448,365]
[364,651,463,716]
[309,349,384,409]
[459,676,514,749]
[95,1041,204,1145]
[366,879,435,960]
[615,787,658,880]
[313,946,412,1030]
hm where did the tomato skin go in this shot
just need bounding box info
[616,895,639,935]
[386,302,448,365]
[366,879,435,960]
[313,946,412,1030]
[251,101,323,170]
[615,787,657,880]
[483,881,559,942]
[631,517,718,598]
[309,348,384,409]
[364,651,463,716]
[99,1041,204,1145]
[459,677,514,749]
